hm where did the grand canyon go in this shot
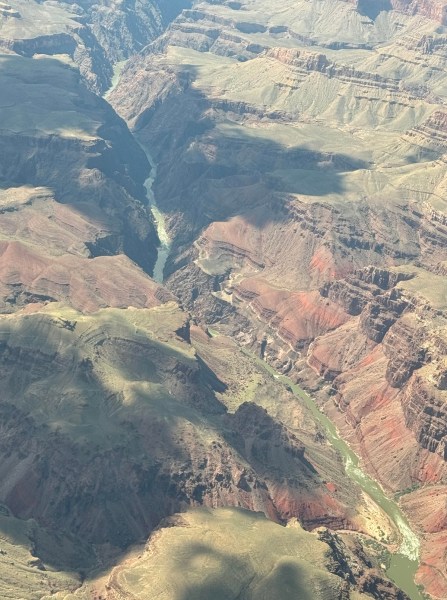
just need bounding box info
[0,0,446,598]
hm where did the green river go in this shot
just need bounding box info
[139,144,171,283]
[257,357,424,600]
[104,62,172,284]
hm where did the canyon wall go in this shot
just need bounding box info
[110,1,447,595]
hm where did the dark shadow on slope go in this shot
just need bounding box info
[159,0,193,25]
[176,541,254,600]
[0,54,157,274]
[0,310,227,550]
[174,538,312,600]
[223,401,319,483]
[0,309,327,560]
[0,55,149,200]
[357,0,392,20]
[133,63,370,241]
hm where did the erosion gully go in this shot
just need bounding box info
[104,63,424,600]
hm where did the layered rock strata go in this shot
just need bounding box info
[110,1,447,595]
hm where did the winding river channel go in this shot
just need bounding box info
[257,358,424,600]
[104,63,172,284]
[104,62,424,600]
[139,145,171,283]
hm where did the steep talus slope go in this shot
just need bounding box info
[110,0,447,595]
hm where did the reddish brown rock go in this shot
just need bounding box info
[234,280,350,351]
[0,240,168,313]
[400,486,447,598]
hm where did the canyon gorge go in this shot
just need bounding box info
[0,0,446,598]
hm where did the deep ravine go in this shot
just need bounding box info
[104,63,171,284]
[139,141,171,283]
[104,61,424,600]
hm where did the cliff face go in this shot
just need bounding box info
[0,53,160,305]
[308,270,447,465]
